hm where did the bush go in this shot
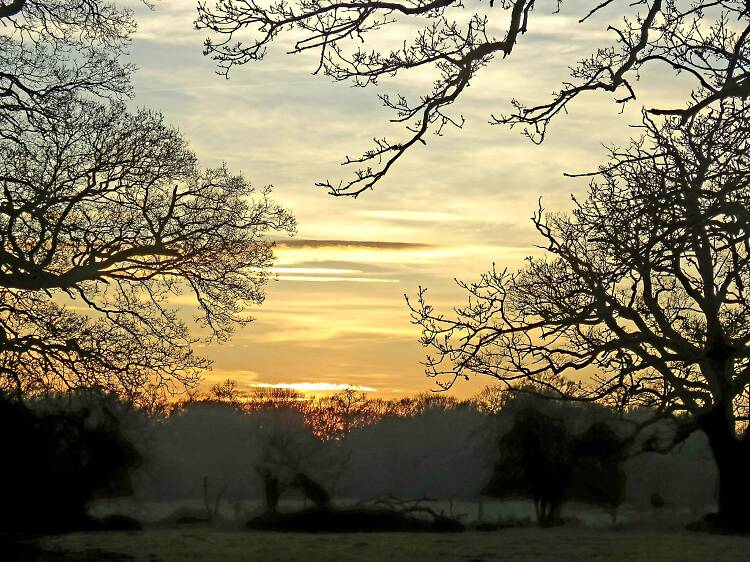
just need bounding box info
[0,393,141,532]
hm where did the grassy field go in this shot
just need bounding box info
[34,528,750,561]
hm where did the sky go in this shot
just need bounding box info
[125,0,688,398]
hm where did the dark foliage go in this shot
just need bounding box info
[257,466,285,513]
[290,472,332,508]
[650,493,665,509]
[0,394,142,532]
[483,408,628,526]
[570,422,628,523]
[131,389,716,517]
[483,408,572,526]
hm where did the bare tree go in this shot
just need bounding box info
[313,387,370,437]
[209,379,247,406]
[409,100,750,530]
[0,1,296,399]
[0,0,136,136]
[0,97,295,398]
[471,385,511,414]
[197,0,750,196]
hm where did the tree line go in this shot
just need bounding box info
[5,383,710,530]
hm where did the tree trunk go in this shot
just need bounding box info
[697,405,750,531]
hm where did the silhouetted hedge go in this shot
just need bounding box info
[0,394,142,532]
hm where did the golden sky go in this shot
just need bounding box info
[127,0,688,398]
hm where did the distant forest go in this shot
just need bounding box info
[8,382,717,531]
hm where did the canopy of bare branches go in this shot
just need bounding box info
[0,1,296,400]
[197,0,750,195]
[410,101,750,430]
[0,0,135,132]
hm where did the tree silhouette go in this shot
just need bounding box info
[197,0,749,195]
[0,0,134,135]
[484,408,628,526]
[484,408,573,526]
[310,388,371,438]
[0,98,295,399]
[411,100,750,531]
[0,2,296,399]
[571,421,628,523]
[0,391,142,532]
[209,379,247,406]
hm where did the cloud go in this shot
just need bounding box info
[274,239,432,250]
[124,0,683,399]
[247,318,417,344]
[250,382,377,392]
[129,0,202,45]
[199,369,261,389]
[277,276,399,283]
[355,210,465,223]
[271,267,362,274]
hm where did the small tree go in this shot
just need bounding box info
[210,379,247,407]
[571,422,628,524]
[484,407,628,526]
[250,402,350,507]
[483,408,573,526]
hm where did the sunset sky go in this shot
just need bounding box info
[126,0,688,398]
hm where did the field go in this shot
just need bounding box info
[32,528,750,561]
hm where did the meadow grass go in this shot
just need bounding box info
[38,527,750,561]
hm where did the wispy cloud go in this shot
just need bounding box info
[271,267,362,274]
[250,382,377,392]
[125,0,676,398]
[247,316,417,344]
[275,239,431,250]
[354,210,464,223]
[277,276,399,283]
